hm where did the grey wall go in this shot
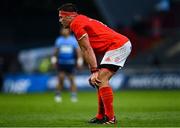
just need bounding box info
[94,0,159,27]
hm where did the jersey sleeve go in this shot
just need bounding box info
[55,37,61,48]
[70,21,87,41]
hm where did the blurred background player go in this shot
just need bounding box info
[51,28,83,103]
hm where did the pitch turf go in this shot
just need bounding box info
[0,90,180,127]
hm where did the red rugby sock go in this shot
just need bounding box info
[99,86,114,120]
[96,89,104,119]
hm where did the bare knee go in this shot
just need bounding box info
[68,74,75,84]
[96,68,114,87]
[58,72,65,82]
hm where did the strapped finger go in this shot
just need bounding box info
[94,78,102,86]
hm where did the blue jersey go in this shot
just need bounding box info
[55,35,78,65]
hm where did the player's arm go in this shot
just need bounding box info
[78,34,98,73]
[76,47,83,68]
[54,48,59,57]
[51,48,59,66]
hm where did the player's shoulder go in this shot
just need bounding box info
[71,15,88,26]
[68,35,76,40]
[75,14,88,20]
[55,36,64,43]
[57,36,64,41]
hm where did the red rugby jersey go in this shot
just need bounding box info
[70,15,129,54]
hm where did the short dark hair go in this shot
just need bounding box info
[58,3,78,12]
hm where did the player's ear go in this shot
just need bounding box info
[67,16,74,22]
[66,16,71,19]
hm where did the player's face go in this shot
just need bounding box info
[59,12,71,28]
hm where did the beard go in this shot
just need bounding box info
[61,22,69,28]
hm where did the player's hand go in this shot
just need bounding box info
[89,72,101,88]
[51,56,58,69]
[88,77,95,88]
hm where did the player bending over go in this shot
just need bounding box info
[58,3,132,124]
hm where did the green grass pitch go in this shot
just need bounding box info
[0,90,180,127]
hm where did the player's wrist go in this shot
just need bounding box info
[90,67,99,73]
